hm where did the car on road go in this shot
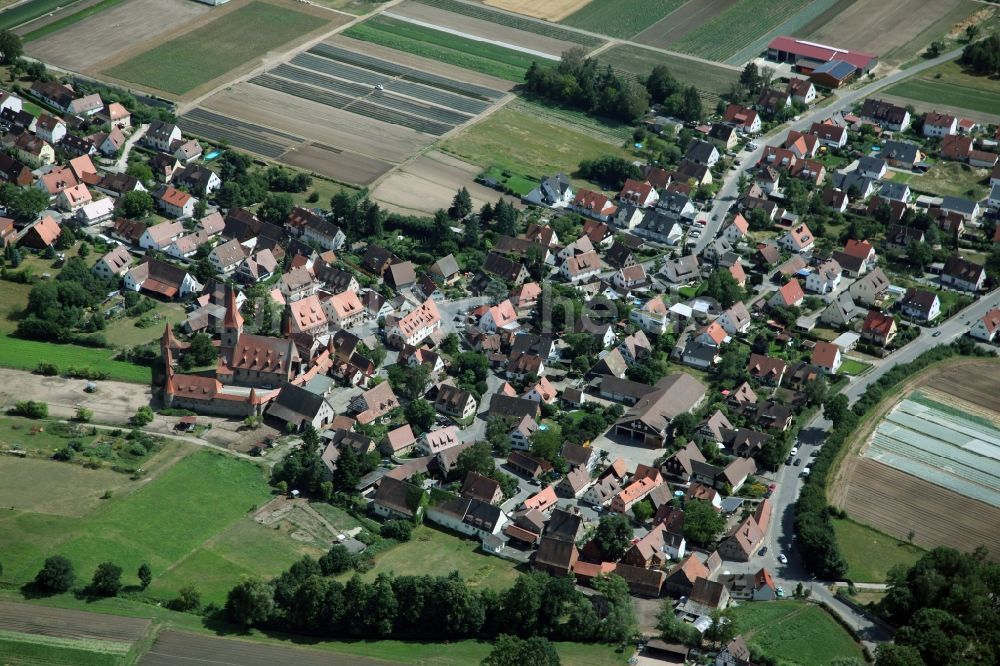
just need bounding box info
[758,546,767,556]
[778,553,787,564]
[933,331,942,337]
[793,458,801,466]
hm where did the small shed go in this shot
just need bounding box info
[176,415,197,432]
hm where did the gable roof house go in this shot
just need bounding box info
[123,257,200,299]
[811,341,842,373]
[139,221,184,251]
[862,310,897,347]
[92,243,132,281]
[434,384,477,420]
[385,298,441,348]
[747,354,788,385]
[882,140,922,169]
[371,477,424,522]
[175,164,222,195]
[899,288,941,322]
[810,121,847,148]
[769,279,805,308]
[571,189,617,222]
[849,267,889,306]
[970,308,1000,342]
[724,104,761,133]
[923,111,957,137]
[778,224,814,253]
[941,256,985,292]
[153,186,196,219]
[805,258,841,294]
[861,99,911,131]
[523,173,573,207]
[18,215,61,250]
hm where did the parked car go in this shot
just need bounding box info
[793,458,801,466]
[785,455,794,465]
[933,331,942,337]
[758,546,768,556]
[778,553,787,564]
[790,446,798,455]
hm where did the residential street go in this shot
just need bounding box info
[696,45,969,255]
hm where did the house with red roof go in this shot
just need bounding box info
[769,279,805,308]
[941,135,973,162]
[784,130,819,158]
[923,111,957,138]
[18,215,61,249]
[811,341,842,373]
[571,189,617,222]
[862,310,897,347]
[724,103,761,133]
[970,308,1000,342]
[618,179,659,208]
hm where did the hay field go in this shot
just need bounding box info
[101,1,334,96]
[25,0,211,72]
[483,0,591,22]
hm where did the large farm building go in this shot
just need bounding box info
[766,36,878,76]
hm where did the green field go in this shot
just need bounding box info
[22,0,128,42]
[838,359,871,376]
[832,518,925,582]
[102,1,327,95]
[343,15,536,82]
[511,97,634,144]
[560,0,686,39]
[0,630,133,666]
[0,334,152,383]
[103,302,186,348]
[670,0,812,61]
[441,103,634,181]
[0,0,83,31]
[729,600,866,665]
[885,61,1000,117]
[413,0,604,48]
[601,43,740,104]
[0,450,298,602]
[337,525,523,591]
[905,160,991,200]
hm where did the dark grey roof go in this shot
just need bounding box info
[883,140,920,164]
[858,155,886,172]
[940,196,977,215]
[684,140,718,165]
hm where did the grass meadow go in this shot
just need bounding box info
[335,525,523,591]
[0,0,79,31]
[0,630,133,666]
[832,518,925,582]
[343,15,536,82]
[729,600,866,664]
[601,43,739,105]
[441,103,634,182]
[885,61,1000,117]
[560,0,686,39]
[0,450,301,602]
[0,334,152,383]
[102,1,328,95]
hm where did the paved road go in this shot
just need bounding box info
[745,288,999,651]
[696,45,969,255]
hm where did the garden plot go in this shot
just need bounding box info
[182,38,509,186]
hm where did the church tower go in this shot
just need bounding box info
[222,285,244,349]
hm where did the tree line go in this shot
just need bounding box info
[223,556,636,644]
[960,31,1000,76]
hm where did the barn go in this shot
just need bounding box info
[766,36,877,74]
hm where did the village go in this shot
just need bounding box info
[1,2,999,665]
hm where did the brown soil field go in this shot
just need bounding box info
[0,600,151,642]
[806,0,967,63]
[24,0,211,72]
[371,149,521,215]
[141,630,398,666]
[482,0,592,22]
[329,35,516,91]
[282,144,393,186]
[830,358,1000,560]
[633,0,738,48]
[390,1,576,56]
[11,0,105,36]
[201,83,428,164]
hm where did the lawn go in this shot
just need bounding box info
[729,600,866,665]
[885,61,1000,118]
[906,160,990,200]
[670,0,812,62]
[0,450,280,599]
[343,15,536,82]
[0,457,137,517]
[833,518,925,582]
[838,359,871,376]
[103,302,187,348]
[601,43,740,104]
[0,333,152,383]
[102,1,328,95]
[22,0,128,42]
[560,0,686,39]
[337,524,524,591]
[441,103,634,181]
